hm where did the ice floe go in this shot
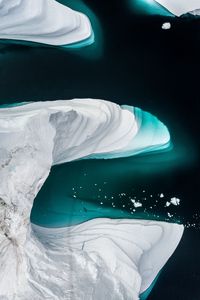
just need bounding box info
[0,0,92,46]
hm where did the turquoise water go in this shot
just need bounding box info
[31,149,184,228]
[30,103,174,227]
[129,0,174,17]
[0,101,30,108]
[140,273,160,299]
[0,0,199,298]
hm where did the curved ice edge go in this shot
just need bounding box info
[86,105,171,160]
[140,272,160,300]
[0,99,172,298]
[32,218,184,299]
[0,1,93,47]
[0,99,171,164]
[0,30,95,49]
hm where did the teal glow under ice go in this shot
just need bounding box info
[129,0,174,16]
[30,104,171,228]
[140,272,160,299]
[0,0,101,54]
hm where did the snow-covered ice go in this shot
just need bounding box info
[0,99,183,299]
[155,0,200,16]
[0,0,92,46]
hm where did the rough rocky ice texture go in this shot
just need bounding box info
[0,0,92,46]
[190,9,200,16]
[155,0,200,16]
[34,218,183,300]
[0,99,181,299]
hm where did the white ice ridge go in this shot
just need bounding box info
[0,99,173,299]
[155,0,200,16]
[0,0,92,46]
[32,219,184,300]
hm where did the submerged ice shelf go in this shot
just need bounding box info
[0,99,183,299]
[0,0,93,47]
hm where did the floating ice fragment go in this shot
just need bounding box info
[130,198,143,208]
[165,197,180,207]
[162,22,171,30]
[160,193,164,198]
[134,202,143,208]
[167,212,173,218]
[0,0,93,47]
[170,197,180,206]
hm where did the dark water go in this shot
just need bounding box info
[0,1,200,299]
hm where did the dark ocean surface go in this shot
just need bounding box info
[0,1,200,299]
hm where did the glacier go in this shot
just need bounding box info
[0,99,183,299]
[0,0,93,47]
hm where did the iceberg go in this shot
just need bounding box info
[32,219,183,300]
[131,0,200,17]
[155,0,200,16]
[0,0,93,47]
[0,99,183,299]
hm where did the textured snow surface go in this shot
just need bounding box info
[0,99,181,299]
[0,0,92,46]
[155,0,200,16]
[32,219,183,300]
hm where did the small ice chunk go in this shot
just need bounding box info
[131,199,142,208]
[170,197,180,206]
[134,202,142,208]
[165,201,171,207]
[167,212,173,218]
[160,193,164,198]
[162,22,171,30]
